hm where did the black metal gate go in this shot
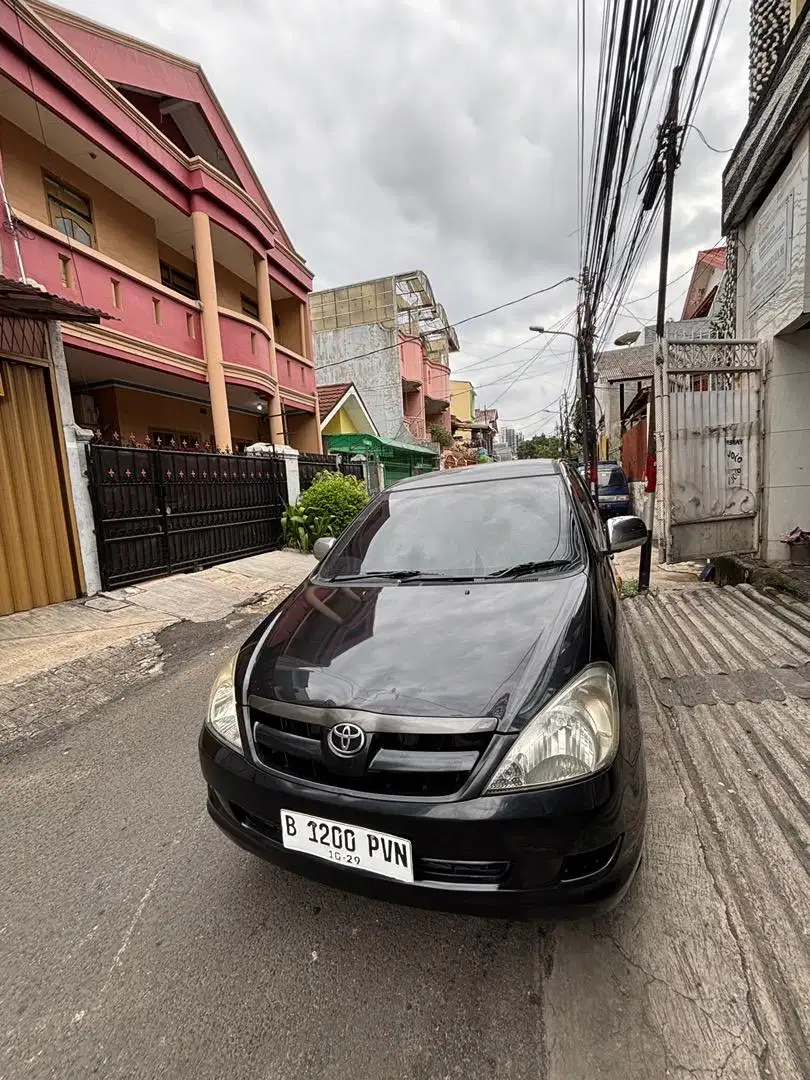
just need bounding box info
[298,451,365,492]
[86,443,288,590]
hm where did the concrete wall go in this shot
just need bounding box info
[314,323,405,440]
[738,129,809,340]
[762,330,810,560]
[450,380,474,422]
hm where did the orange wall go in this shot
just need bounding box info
[285,410,321,453]
[1,119,160,279]
[275,297,304,353]
[108,386,263,449]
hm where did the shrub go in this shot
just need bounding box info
[430,423,454,450]
[284,470,369,550]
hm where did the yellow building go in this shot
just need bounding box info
[450,379,475,442]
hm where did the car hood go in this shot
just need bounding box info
[245,572,591,729]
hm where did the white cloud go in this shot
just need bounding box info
[57,0,749,435]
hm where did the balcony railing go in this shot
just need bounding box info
[276,343,315,397]
[403,415,427,439]
[219,309,273,378]
[17,215,204,361]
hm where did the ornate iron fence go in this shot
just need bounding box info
[86,443,287,590]
[297,452,364,491]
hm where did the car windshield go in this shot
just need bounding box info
[598,466,626,489]
[320,474,581,581]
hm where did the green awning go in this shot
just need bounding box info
[325,432,438,462]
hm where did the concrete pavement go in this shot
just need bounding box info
[3,584,809,1078]
[0,551,314,754]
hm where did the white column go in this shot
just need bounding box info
[247,442,300,505]
[47,321,102,595]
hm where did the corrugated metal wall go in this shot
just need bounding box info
[622,421,648,481]
[0,358,79,614]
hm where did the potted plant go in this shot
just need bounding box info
[781,526,810,566]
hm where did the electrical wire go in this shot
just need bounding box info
[315,276,578,376]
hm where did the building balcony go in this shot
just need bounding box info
[402,414,427,440]
[399,336,424,386]
[11,214,310,403]
[423,357,450,404]
[16,213,207,367]
[276,342,315,400]
[218,309,275,392]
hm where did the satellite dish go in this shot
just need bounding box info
[614,330,641,346]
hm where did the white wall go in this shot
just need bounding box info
[735,125,810,561]
[763,330,810,560]
[313,323,405,440]
[738,128,809,340]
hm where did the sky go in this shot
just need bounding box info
[60,0,750,437]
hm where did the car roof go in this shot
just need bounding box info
[393,459,562,491]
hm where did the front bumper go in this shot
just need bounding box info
[199,727,646,918]
[598,500,632,519]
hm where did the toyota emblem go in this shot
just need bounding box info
[327,722,366,757]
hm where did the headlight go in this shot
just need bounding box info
[484,663,619,793]
[205,653,243,754]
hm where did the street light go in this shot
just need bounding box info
[528,325,579,341]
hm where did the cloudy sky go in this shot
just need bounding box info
[62,0,749,435]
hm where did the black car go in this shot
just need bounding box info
[200,460,648,917]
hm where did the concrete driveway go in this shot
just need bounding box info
[1,584,809,1079]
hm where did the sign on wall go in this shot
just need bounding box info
[750,193,793,311]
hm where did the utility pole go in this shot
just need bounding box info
[579,267,599,509]
[638,64,682,591]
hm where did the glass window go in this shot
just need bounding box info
[160,261,198,300]
[598,466,627,490]
[45,175,95,247]
[322,475,581,580]
[241,294,259,320]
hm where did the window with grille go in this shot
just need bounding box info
[160,261,199,300]
[45,174,95,246]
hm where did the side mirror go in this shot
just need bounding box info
[607,515,647,553]
[313,536,336,562]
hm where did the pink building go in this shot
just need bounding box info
[0,0,321,452]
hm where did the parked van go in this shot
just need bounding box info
[597,461,631,519]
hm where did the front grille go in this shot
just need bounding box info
[248,700,495,798]
[417,858,511,885]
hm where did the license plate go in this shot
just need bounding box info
[280,809,414,883]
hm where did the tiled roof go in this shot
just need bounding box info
[699,247,727,270]
[595,343,654,382]
[316,382,352,418]
[475,408,498,424]
[0,275,109,322]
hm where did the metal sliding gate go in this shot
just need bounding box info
[87,443,287,590]
[657,339,764,563]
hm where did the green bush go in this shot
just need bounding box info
[430,423,454,450]
[283,470,369,550]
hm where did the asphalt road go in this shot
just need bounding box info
[1,605,802,1080]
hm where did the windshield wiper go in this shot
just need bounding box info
[486,559,573,579]
[328,570,424,582]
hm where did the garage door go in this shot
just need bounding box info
[0,358,79,614]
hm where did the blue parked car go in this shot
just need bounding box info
[596,461,632,519]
